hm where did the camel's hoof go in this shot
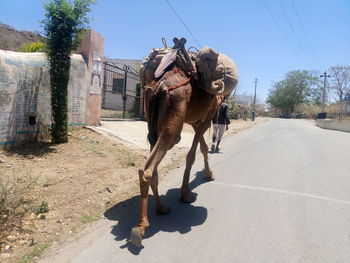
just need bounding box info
[130,227,143,247]
[180,194,196,204]
[156,205,171,215]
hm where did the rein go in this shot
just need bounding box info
[163,77,190,92]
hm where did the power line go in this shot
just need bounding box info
[165,0,202,48]
[290,0,321,67]
[261,0,307,66]
[277,0,316,68]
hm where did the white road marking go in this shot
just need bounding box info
[213,182,350,205]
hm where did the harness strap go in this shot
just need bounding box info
[163,78,190,92]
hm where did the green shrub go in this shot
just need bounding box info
[18,42,46,52]
[32,201,50,214]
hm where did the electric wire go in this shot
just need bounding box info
[290,0,321,67]
[277,0,316,68]
[165,0,202,48]
[261,0,307,66]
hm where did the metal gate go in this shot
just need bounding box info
[101,61,142,119]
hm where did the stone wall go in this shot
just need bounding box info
[0,50,89,145]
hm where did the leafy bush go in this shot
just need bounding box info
[226,96,237,119]
[129,83,142,118]
[18,42,46,52]
[32,201,50,214]
[295,104,322,119]
[226,96,252,120]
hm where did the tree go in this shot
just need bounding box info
[266,70,319,116]
[328,65,350,102]
[255,102,266,116]
[42,0,94,143]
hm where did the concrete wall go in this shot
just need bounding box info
[316,119,350,133]
[0,50,89,145]
[0,30,104,145]
[342,102,350,113]
[77,30,104,126]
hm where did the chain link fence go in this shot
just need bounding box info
[101,61,142,119]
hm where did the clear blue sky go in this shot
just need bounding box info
[1,0,349,102]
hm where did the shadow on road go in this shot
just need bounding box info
[104,170,210,255]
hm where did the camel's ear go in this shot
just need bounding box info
[173,37,187,49]
[198,46,219,60]
[173,37,179,48]
[178,37,186,48]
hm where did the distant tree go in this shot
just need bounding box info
[42,0,94,143]
[0,38,10,50]
[328,65,350,102]
[255,103,266,116]
[250,96,266,117]
[266,70,319,116]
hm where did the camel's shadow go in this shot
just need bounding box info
[104,170,209,254]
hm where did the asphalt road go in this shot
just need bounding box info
[41,118,350,263]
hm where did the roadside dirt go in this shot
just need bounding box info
[0,118,264,262]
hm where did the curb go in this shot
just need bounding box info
[316,119,350,133]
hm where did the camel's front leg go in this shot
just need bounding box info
[192,121,214,181]
[180,127,206,203]
[199,135,215,181]
[181,120,213,202]
[181,145,198,203]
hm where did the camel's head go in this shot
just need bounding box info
[196,46,238,96]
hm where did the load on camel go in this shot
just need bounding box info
[131,37,238,247]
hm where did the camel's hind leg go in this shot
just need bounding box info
[130,139,170,247]
[131,108,186,246]
[150,167,171,214]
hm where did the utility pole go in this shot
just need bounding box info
[252,78,257,121]
[320,71,330,112]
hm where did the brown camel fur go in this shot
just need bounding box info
[130,65,226,247]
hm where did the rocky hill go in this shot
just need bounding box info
[0,22,42,51]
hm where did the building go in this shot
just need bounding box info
[342,93,350,113]
[234,94,254,106]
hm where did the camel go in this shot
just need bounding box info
[131,39,238,247]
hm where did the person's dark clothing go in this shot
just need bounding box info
[212,102,230,125]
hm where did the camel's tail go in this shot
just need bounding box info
[144,85,161,149]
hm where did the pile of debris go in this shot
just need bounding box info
[140,37,238,97]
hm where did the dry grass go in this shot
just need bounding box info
[0,174,37,246]
[0,128,146,262]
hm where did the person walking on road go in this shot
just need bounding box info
[211,96,230,153]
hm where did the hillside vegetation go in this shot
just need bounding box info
[0,22,42,51]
